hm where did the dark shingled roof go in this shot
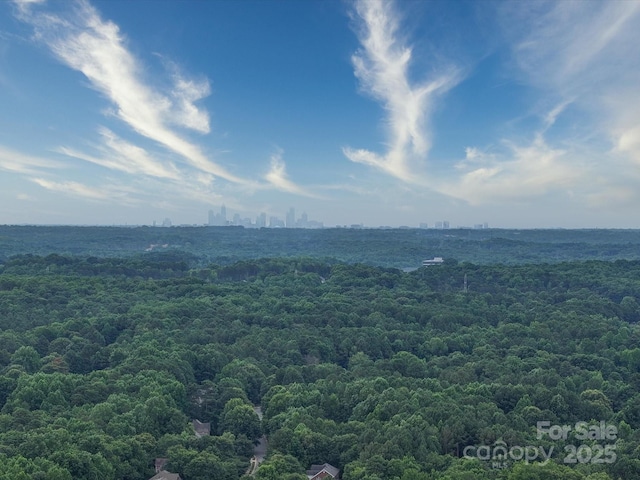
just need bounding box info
[306,463,340,478]
[192,419,211,437]
[149,471,181,480]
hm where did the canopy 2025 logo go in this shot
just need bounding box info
[463,421,618,468]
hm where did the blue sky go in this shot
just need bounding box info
[1,0,640,228]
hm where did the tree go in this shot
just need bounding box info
[184,451,232,480]
[11,346,41,374]
[254,454,306,480]
[220,399,262,439]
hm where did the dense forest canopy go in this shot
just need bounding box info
[0,228,639,479]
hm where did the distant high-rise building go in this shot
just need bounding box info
[162,218,172,227]
[435,221,443,229]
[443,221,450,229]
[419,222,428,229]
[286,207,296,228]
[208,205,229,226]
[232,213,241,226]
[269,216,284,228]
[256,212,267,228]
[298,212,308,228]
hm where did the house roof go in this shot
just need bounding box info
[192,419,211,437]
[148,471,181,480]
[306,463,340,478]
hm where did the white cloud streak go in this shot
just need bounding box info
[508,1,640,92]
[505,0,640,166]
[10,0,317,212]
[16,0,248,184]
[342,0,640,213]
[31,177,113,201]
[16,193,36,201]
[439,0,640,206]
[0,145,66,175]
[169,66,211,134]
[58,127,181,180]
[441,134,579,205]
[264,150,318,198]
[12,0,45,15]
[344,0,460,182]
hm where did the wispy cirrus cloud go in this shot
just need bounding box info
[502,0,640,168]
[509,1,640,150]
[58,127,180,180]
[505,0,640,92]
[11,0,315,209]
[167,63,211,134]
[440,133,580,205]
[28,175,207,209]
[30,177,125,202]
[16,193,36,201]
[0,145,66,175]
[14,0,247,184]
[344,0,460,183]
[12,0,45,14]
[342,0,640,213]
[264,150,320,198]
[438,0,640,206]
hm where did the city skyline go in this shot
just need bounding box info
[205,205,324,229]
[1,1,640,228]
[137,204,493,230]
[155,205,491,230]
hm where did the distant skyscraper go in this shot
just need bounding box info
[443,221,450,229]
[435,221,443,229]
[257,212,267,228]
[286,207,295,228]
[299,212,308,228]
[269,216,284,228]
[208,205,228,226]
